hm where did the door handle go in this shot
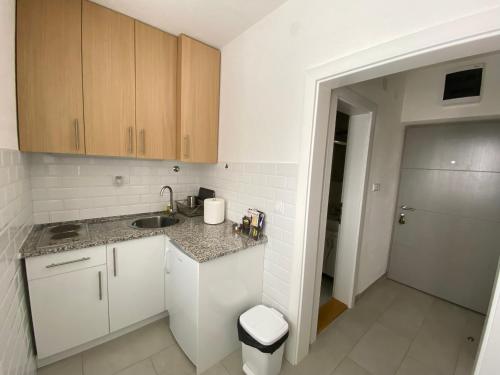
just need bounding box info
[113,247,117,277]
[164,249,170,274]
[74,119,80,151]
[400,205,416,211]
[399,213,406,224]
[183,135,190,159]
[128,127,133,154]
[98,271,103,301]
[141,129,146,155]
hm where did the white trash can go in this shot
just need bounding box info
[238,305,289,375]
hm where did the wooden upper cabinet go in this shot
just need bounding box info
[16,0,84,154]
[135,22,177,160]
[177,35,221,163]
[82,1,136,157]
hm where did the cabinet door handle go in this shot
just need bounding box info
[183,135,190,159]
[113,247,117,277]
[141,129,146,155]
[128,127,133,154]
[98,271,103,300]
[74,119,80,151]
[164,249,170,274]
[46,257,90,268]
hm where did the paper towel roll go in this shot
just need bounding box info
[204,198,225,224]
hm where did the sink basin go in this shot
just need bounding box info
[130,216,180,229]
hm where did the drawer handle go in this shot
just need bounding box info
[98,271,103,301]
[46,257,91,268]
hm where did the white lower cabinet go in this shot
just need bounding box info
[107,236,166,332]
[168,241,265,374]
[27,247,109,359]
[27,236,168,361]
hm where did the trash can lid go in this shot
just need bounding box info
[239,305,289,346]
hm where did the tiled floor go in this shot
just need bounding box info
[38,278,484,375]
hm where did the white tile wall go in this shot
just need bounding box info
[0,149,36,375]
[29,154,203,224]
[200,162,297,315]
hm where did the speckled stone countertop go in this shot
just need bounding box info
[20,212,267,263]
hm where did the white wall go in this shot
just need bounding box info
[348,76,406,294]
[219,0,500,163]
[0,0,18,150]
[401,52,500,124]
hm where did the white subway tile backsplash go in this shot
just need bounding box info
[30,155,203,223]
[0,149,35,375]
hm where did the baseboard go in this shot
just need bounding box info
[37,311,169,368]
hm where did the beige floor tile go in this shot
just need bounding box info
[357,279,403,314]
[331,358,372,375]
[408,301,470,375]
[151,344,195,375]
[220,350,244,375]
[332,302,380,343]
[82,319,174,375]
[349,323,410,375]
[38,354,83,375]
[396,356,442,375]
[378,287,435,339]
[114,359,157,375]
[201,363,231,375]
[286,324,356,375]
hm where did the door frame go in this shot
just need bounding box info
[310,88,376,343]
[286,7,500,365]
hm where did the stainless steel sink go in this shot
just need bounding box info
[130,215,180,229]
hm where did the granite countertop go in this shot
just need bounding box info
[20,212,267,263]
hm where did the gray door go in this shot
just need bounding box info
[388,121,500,314]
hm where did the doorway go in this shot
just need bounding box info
[316,111,349,333]
[289,18,500,365]
[310,88,376,342]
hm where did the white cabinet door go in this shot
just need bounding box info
[169,242,199,365]
[107,236,166,332]
[29,265,109,358]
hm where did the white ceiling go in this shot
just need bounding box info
[90,0,288,47]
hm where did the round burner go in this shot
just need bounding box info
[50,224,81,234]
[51,231,79,240]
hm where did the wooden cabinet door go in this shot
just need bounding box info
[107,236,166,332]
[16,0,84,154]
[82,1,136,157]
[29,265,109,358]
[135,22,177,160]
[177,35,221,163]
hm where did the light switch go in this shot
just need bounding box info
[372,183,381,192]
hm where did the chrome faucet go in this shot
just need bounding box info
[160,185,175,214]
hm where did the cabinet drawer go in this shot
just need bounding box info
[26,246,106,281]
